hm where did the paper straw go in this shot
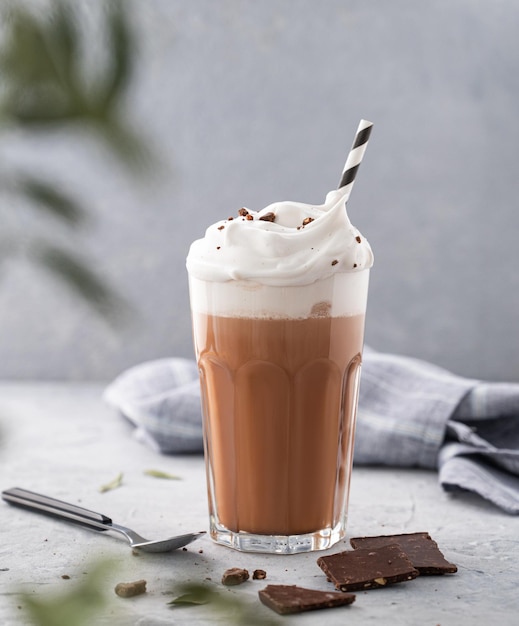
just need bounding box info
[337,119,373,199]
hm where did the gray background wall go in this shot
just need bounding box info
[2,0,519,382]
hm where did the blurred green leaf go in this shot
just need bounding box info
[17,176,85,226]
[0,0,153,171]
[98,0,133,111]
[0,6,60,87]
[0,4,75,124]
[20,560,114,626]
[48,1,79,86]
[32,245,127,323]
[96,115,154,174]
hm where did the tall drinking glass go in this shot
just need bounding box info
[188,269,369,554]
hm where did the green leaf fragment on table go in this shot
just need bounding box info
[144,469,181,480]
[167,584,218,609]
[168,592,210,606]
[99,472,123,493]
[167,583,280,625]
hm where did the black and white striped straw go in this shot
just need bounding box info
[337,119,373,199]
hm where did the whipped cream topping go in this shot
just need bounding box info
[186,189,374,287]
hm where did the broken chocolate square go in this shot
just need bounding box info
[350,532,457,575]
[258,584,355,615]
[317,544,419,591]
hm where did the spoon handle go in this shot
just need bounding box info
[1,487,113,531]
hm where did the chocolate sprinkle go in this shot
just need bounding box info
[355,235,362,243]
[259,212,276,222]
[259,585,355,615]
[238,208,249,216]
[302,217,314,226]
[217,225,225,230]
[331,259,338,266]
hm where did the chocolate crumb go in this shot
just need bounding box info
[302,217,314,226]
[217,225,225,231]
[61,575,70,580]
[246,214,254,221]
[253,569,267,580]
[221,567,250,586]
[216,246,221,250]
[355,235,362,243]
[238,207,249,216]
[353,263,358,268]
[228,216,234,220]
[198,549,204,554]
[114,580,147,598]
[259,212,276,222]
[331,260,338,266]
[182,547,188,552]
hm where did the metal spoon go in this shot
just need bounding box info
[2,487,205,553]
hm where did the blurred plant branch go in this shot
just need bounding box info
[0,0,153,321]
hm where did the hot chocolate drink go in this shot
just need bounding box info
[192,311,365,536]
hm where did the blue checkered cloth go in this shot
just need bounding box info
[104,348,519,514]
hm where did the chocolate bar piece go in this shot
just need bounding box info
[317,544,419,592]
[258,584,355,615]
[350,532,457,575]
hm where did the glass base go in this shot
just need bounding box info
[209,516,346,554]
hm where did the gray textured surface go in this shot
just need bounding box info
[2,0,519,381]
[1,382,518,625]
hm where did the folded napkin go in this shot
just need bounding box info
[104,348,519,514]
